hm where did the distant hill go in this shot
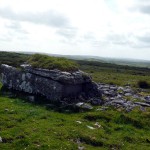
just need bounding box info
[1,50,150,68]
[46,54,150,68]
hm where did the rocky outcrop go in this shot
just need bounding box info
[1,64,101,103]
[98,83,150,112]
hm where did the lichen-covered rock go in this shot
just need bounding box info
[23,66,91,84]
[1,64,101,102]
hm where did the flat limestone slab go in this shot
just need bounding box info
[1,64,101,102]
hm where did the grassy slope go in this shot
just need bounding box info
[0,83,150,150]
[0,52,150,149]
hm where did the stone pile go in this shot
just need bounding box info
[98,83,150,112]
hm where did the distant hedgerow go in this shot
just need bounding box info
[27,54,79,71]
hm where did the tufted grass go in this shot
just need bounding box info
[27,54,79,71]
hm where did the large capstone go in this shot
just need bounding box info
[1,64,101,102]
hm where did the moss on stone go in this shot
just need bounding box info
[28,54,79,71]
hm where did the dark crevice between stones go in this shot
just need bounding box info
[0,86,96,113]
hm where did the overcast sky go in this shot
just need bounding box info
[0,0,150,60]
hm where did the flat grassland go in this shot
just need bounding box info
[78,60,150,88]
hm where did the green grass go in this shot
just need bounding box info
[28,54,79,71]
[79,64,150,88]
[0,52,29,68]
[0,82,150,150]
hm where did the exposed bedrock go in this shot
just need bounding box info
[1,64,101,102]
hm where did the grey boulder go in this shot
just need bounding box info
[1,64,102,103]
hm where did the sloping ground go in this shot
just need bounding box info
[0,83,150,150]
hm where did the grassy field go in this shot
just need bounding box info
[0,82,150,150]
[0,52,150,149]
[78,60,150,88]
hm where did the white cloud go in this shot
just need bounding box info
[0,0,150,60]
[0,7,70,28]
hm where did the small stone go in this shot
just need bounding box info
[124,93,132,96]
[0,137,2,143]
[110,86,117,90]
[76,121,82,124]
[75,103,93,110]
[96,108,105,111]
[87,125,95,130]
[75,102,84,107]
[82,103,93,110]
[145,96,150,100]
[102,88,110,91]
[140,106,146,112]
[133,94,140,99]
[112,100,125,105]
[94,122,101,128]
[116,94,122,98]
[103,85,110,88]
[122,103,129,107]
[110,97,115,101]
[78,146,85,150]
[134,102,150,107]
[145,96,150,103]
[103,91,110,95]
[124,88,133,94]
[118,87,124,90]
[91,98,103,105]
